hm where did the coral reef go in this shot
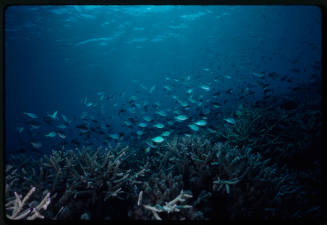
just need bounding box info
[6,187,51,220]
[4,105,322,221]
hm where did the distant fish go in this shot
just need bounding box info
[97,91,105,96]
[186,89,193,95]
[136,130,143,136]
[31,125,40,129]
[186,75,191,81]
[146,141,157,148]
[164,85,171,91]
[173,109,181,115]
[47,111,58,120]
[24,112,38,119]
[177,100,188,108]
[109,133,119,140]
[175,115,188,121]
[57,124,67,129]
[31,142,42,149]
[138,122,147,128]
[81,112,88,119]
[161,131,171,137]
[140,84,147,90]
[213,103,222,109]
[152,136,164,143]
[57,133,66,139]
[165,77,171,81]
[156,111,167,117]
[207,128,217,133]
[225,75,232,79]
[188,124,199,131]
[62,114,70,123]
[252,72,265,78]
[130,96,138,101]
[153,123,165,129]
[202,108,210,115]
[149,85,156,93]
[144,146,151,153]
[143,116,152,122]
[86,102,93,107]
[188,97,196,104]
[224,118,236,125]
[17,127,24,133]
[194,120,207,126]
[200,85,210,92]
[45,131,56,138]
[202,68,210,72]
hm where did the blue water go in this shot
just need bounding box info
[4,5,323,221]
[5,5,321,154]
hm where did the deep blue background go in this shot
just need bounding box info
[5,6,321,154]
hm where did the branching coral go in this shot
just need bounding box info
[5,131,321,221]
[142,190,193,220]
[6,187,51,220]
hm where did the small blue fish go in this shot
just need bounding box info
[188,124,199,131]
[175,115,188,121]
[224,118,236,125]
[200,85,210,92]
[164,85,171,91]
[31,142,42,149]
[45,131,56,138]
[143,116,152,122]
[31,125,40,129]
[194,120,207,126]
[62,114,70,123]
[138,122,147,128]
[153,123,164,129]
[161,131,171,137]
[152,136,164,143]
[109,134,119,140]
[156,111,167,117]
[149,85,156,93]
[86,102,93,107]
[48,111,58,120]
[17,127,24,133]
[57,133,66,139]
[57,124,67,129]
[24,112,38,119]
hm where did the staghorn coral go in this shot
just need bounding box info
[5,133,321,221]
[142,190,193,220]
[5,187,51,220]
[5,144,141,220]
[128,167,203,220]
[153,135,299,220]
[219,104,322,167]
